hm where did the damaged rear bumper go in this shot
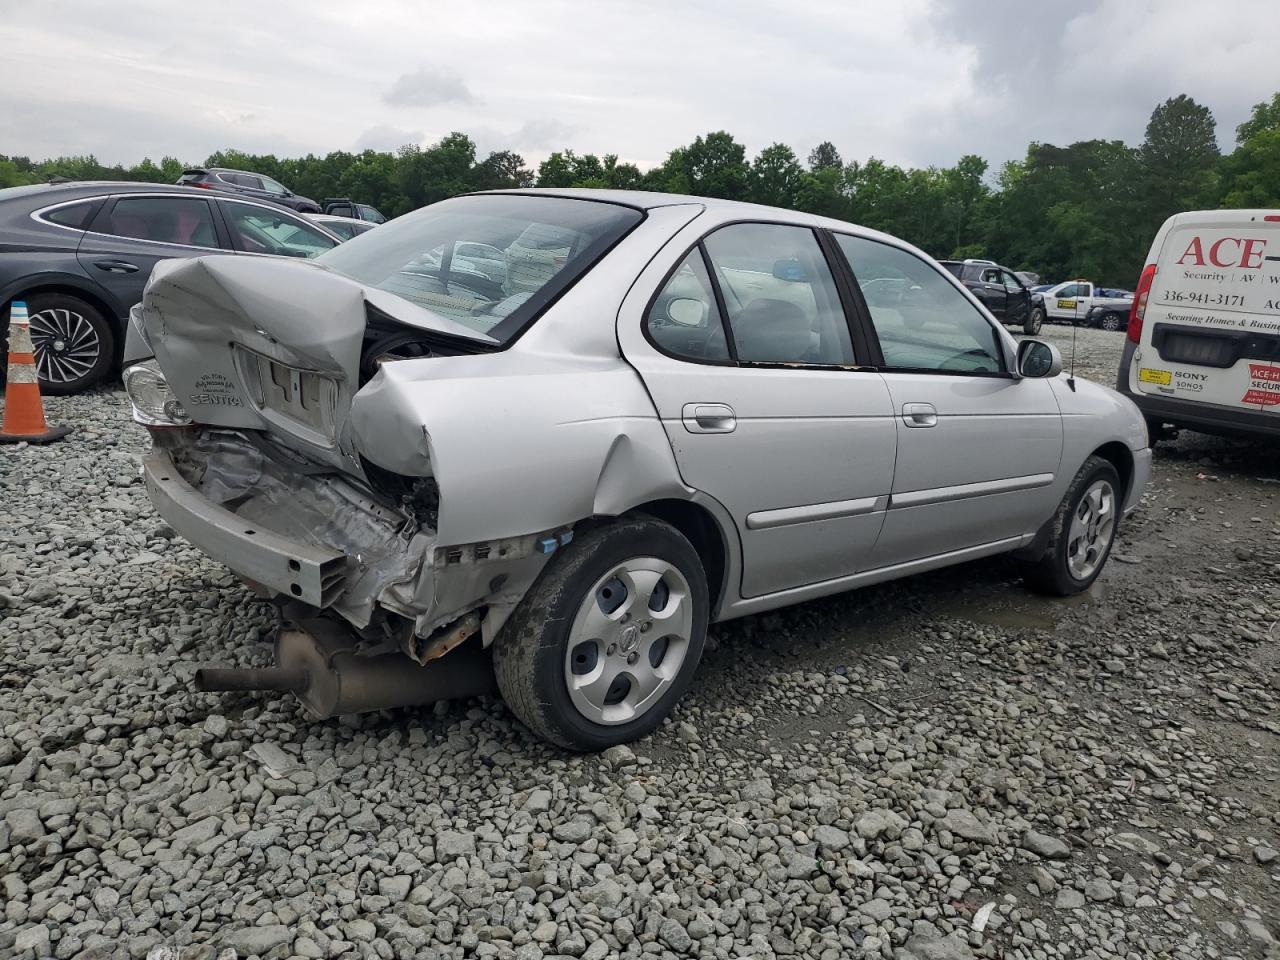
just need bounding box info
[141,429,560,660]
[145,448,349,608]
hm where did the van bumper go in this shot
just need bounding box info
[1117,340,1280,440]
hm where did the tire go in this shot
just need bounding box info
[1100,312,1122,332]
[1023,456,1121,596]
[1023,308,1043,335]
[21,293,115,395]
[493,517,709,751]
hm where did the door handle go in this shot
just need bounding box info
[93,260,140,274]
[682,402,736,434]
[901,402,938,428]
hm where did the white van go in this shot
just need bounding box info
[1117,209,1280,440]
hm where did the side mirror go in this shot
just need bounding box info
[666,298,706,327]
[1016,339,1063,378]
[772,258,806,282]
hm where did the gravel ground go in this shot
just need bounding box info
[1,325,1277,960]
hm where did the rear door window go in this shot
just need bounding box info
[101,196,219,247]
[702,223,854,365]
[221,201,337,258]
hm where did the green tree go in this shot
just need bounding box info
[1138,95,1219,224]
[750,143,803,208]
[807,141,843,172]
[1235,92,1280,144]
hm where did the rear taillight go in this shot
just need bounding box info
[1128,264,1156,344]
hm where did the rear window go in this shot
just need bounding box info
[939,262,964,279]
[177,170,206,184]
[319,194,643,344]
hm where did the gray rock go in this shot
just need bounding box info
[552,819,593,843]
[4,808,44,843]
[658,917,692,953]
[1084,878,1115,902]
[222,925,291,955]
[602,744,636,767]
[435,830,476,859]
[941,809,995,844]
[1021,829,1070,859]
[14,925,51,955]
[897,930,974,960]
[524,789,553,813]
[856,809,906,840]
[1055,888,1085,909]
[813,825,852,851]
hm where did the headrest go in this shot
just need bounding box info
[733,298,811,362]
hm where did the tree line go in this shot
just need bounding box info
[3,92,1278,288]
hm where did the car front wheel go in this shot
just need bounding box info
[22,293,115,395]
[493,517,708,751]
[1024,456,1121,596]
[1100,312,1123,332]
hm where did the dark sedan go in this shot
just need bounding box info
[0,182,340,393]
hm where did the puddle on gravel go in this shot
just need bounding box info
[939,582,1108,632]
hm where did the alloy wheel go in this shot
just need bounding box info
[28,307,101,386]
[1066,479,1116,580]
[1101,313,1121,331]
[563,558,694,726]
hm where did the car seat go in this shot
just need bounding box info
[733,299,812,362]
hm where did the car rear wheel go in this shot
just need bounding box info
[1026,306,1045,335]
[1024,456,1121,596]
[493,517,708,751]
[1100,312,1123,332]
[23,294,115,395]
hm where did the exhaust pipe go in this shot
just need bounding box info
[194,617,497,719]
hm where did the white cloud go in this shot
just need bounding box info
[382,66,477,109]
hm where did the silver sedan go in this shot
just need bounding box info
[124,189,1151,750]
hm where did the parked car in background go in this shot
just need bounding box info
[1118,208,1280,440]
[938,258,1040,333]
[1033,280,1132,327]
[0,181,339,393]
[1030,284,1056,294]
[323,198,387,223]
[124,189,1149,750]
[306,213,379,241]
[177,167,322,214]
[1084,302,1131,331]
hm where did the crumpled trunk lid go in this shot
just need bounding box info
[141,254,492,473]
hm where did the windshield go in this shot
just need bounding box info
[319,194,643,344]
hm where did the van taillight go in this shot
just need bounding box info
[1128,264,1156,344]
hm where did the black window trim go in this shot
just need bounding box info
[640,217,879,373]
[824,228,1013,379]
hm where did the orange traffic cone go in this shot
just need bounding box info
[0,300,72,444]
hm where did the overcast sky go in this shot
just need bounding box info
[2,0,1275,174]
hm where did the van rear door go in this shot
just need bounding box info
[1134,212,1280,415]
